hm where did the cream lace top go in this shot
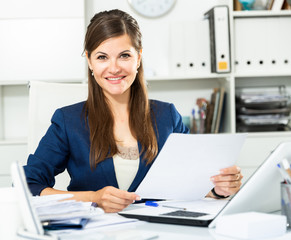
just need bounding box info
[113,145,139,191]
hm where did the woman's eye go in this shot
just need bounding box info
[97,55,107,60]
[120,53,130,59]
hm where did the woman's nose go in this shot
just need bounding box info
[108,59,121,74]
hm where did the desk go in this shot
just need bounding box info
[57,216,291,240]
[58,220,214,240]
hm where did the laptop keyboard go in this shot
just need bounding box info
[161,210,208,218]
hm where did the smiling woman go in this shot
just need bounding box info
[83,10,156,170]
[24,9,243,214]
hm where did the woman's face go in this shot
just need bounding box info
[87,34,141,100]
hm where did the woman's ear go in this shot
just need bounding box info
[85,51,93,70]
[137,49,142,67]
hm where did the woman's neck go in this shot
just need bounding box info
[104,90,137,147]
[105,90,130,117]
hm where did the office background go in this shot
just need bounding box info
[0,0,291,187]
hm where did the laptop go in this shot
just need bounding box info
[119,141,291,228]
[10,162,58,240]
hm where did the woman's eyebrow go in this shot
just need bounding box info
[94,51,108,56]
[94,49,132,56]
[120,50,131,54]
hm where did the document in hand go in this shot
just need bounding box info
[136,133,246,200]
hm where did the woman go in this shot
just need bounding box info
[24,9,242,213]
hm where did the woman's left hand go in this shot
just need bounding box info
[210,165,243,198]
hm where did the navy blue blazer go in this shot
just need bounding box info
[24,100,189,196]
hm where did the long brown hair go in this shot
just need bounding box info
[84,9,158,169]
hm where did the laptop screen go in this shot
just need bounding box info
[208,141,288,228]
[10,162,44,235]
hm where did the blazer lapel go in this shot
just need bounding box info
[99,157,119,188]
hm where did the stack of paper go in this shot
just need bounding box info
[31,194,104,230]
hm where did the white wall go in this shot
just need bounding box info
[0,0,86,82]
[0,0,86,140]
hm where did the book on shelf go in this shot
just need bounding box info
[205,89,217,133]
[268,0,285,10]
[211,88,221,133]
[205,87,226,134]
[266,0,274,9]
[214,87,226,133]
[283,0,291,9]
[205,89,216,133]
[233,0,243,11]
[218,93,227,133]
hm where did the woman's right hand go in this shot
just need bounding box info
[93,186,140,213]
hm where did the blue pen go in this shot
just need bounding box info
[145,201,159,207]
[145,201,186,210]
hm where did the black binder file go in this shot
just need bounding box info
[205,6,231,73]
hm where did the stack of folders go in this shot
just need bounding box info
[236,85,291,132]
[32,194,104,231]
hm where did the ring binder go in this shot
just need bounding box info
[204,5,231,73]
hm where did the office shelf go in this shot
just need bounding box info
[0,139,27,146]
[0,81,29,86]
[234,71,291,78]
[232,10,291,18]
[146,73,231,82]
[246,131,291,138]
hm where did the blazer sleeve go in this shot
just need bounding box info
[24,108,70,196]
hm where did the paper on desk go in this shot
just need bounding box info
[136,133,246,201]
[31,194,104,221]
[48,214,139,236]
[31,194,74,206]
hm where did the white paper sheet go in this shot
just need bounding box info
[136,133,246,200]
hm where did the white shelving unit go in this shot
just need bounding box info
[146,5,291,181]
[0,82,29,187]
[1,0,291,186]
[230,8,291,180]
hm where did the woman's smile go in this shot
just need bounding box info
[105,75,126,84]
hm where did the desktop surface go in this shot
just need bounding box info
[58,218,214,240]
[56,216,291,240]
